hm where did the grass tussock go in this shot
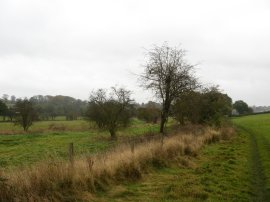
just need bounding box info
[0,126,234,202]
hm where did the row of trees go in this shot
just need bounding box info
[85,43,236,139]
[0,43,252,137]
[0,93,161,133]
[30,95,87,120]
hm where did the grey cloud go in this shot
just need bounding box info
[0,0,270,105]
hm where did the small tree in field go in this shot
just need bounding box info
[14,99,36,131]
[86,87,134,140]
[141,43,198,134]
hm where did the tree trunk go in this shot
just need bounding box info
[109,128,117,140]
[160,99,170,134]
[160,112,167,134]
[160,117,165,134]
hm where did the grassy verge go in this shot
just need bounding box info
[96,128,251,202]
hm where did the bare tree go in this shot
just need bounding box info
[141,43,198,134]
[86,87,134,140]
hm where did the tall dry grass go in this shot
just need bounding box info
[0,126,234,202]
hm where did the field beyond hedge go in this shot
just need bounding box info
[0,118,159,168]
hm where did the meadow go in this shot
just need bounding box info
[0,125,233,201]
[1,114,270,201]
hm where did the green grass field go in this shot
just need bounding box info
[0,118,160,168]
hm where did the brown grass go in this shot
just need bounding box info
[0,126,234,202]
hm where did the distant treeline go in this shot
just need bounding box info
[0,95,88,121]
[30,95,88,120]
[0,94,162,123]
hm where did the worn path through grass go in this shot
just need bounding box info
[233,113,270,201]
[247,127,268,201]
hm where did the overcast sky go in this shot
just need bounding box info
[0,0,269,106]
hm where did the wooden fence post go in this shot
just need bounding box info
[68,143,74,166]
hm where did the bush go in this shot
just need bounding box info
[172,87,232,127]
[137,107,160,123]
